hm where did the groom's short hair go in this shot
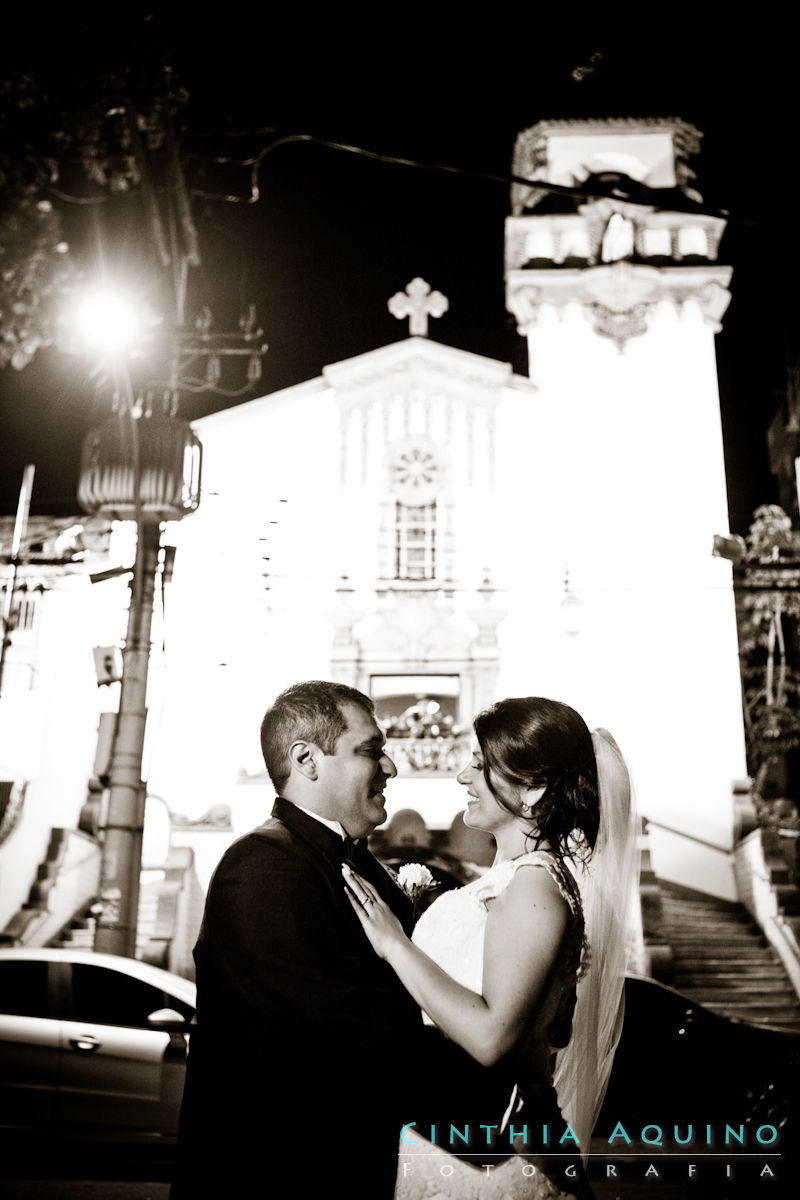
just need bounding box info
[260,680,376,792]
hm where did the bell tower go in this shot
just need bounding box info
[506,118,730,351]
[504,118,748,890]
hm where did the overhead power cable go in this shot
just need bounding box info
[185,132,737,223]
[44,131,747,224]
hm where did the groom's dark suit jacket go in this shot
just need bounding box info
[171,796,468,1198]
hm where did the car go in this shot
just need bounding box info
[0,947,195,1143]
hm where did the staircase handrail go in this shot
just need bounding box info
[643,816,733,855]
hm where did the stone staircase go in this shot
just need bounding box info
[52,882,161,953]
[658,887,800,1032]
[51,853,203,979]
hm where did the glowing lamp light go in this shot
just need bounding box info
[74,290,143,356]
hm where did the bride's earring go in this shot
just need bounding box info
[519,785,545,819]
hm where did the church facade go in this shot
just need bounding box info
[150,118,748,899]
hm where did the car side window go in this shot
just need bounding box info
[70,965,168,1028]
[0,961,49,1018]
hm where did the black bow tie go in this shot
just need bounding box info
[342,834,365,866]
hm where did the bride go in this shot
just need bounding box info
[343,696,637,1200]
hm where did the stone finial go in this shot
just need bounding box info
[387,278,449,337]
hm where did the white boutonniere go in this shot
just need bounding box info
[396,862,439,905]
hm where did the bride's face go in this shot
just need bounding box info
[456,742,521,835]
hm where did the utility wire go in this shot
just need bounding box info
[44,131,744,224]
[186,132,737,223]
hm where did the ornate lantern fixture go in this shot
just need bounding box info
[78,409,201,523]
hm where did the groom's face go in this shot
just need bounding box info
[317,702,397,838]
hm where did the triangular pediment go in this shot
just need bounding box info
[322,336,534,409]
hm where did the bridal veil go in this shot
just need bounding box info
[553,727,640,1163]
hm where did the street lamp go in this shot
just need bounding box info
[75,287,202,958]
[74,290,144,358]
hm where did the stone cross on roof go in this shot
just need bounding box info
[387,278,449,337]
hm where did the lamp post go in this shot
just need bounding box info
[80,410,201,958]
[76,291,202,958]
[61,84,265,958]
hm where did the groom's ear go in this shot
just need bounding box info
[289,739,320,780]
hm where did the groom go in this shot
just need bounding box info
[171,680,468,1198]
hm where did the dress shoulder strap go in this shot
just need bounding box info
[472,850,575,909]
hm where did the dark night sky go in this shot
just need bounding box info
[1,13,797,534]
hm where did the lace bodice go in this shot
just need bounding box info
[412,850,587,1048]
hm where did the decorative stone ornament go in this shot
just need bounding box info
[507,260,732,352]
[386,436,446,506]
[388,278,449,337]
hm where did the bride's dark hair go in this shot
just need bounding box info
[473,696,599,862]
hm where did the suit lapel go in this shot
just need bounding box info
[271,797,415,933]
[348,841,415,933]
[270,796,347,869]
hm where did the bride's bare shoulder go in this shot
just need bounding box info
[491,857,570,919]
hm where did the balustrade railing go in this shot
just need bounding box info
[385,733,471,775]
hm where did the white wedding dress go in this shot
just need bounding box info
[394,850,589,1200]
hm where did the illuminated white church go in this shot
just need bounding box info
[149,116,748,898]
